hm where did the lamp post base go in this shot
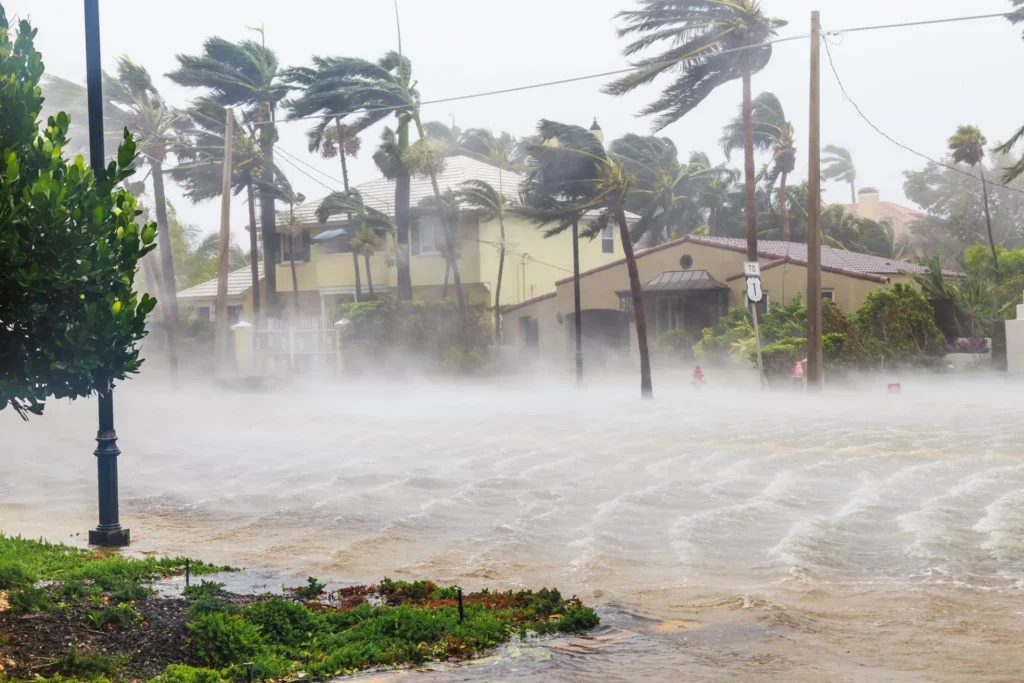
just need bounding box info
[88,528,130,547]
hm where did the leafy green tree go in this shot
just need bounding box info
[167,30,293,313]
[821,145,857,203]
[720,92,797,240]
[855,283,944,362]
[604,0,787,261]
[315,190,395,299]
[948,125,999,280]
[171,99,279,316]
[0,10,157,417]
[518,120,654,398]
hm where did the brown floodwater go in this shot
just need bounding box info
[3,372,1024,681]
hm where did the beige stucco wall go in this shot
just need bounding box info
[504,294,565,359]
[729,261,888,313]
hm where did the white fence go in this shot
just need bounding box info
[254,316,337,371]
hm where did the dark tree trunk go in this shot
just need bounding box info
[352,251,363,302]
[742,70,758,262]
[780,172,791,241]
[442,258,451,298]
[247,180,260,318]
[395,117,413,300]
[259,103,278,313]
[150,159,179,376]
[364,252,374,298]
[289,235,300,314]
[616,206,652,398]
[979,165,1001,282]
[494,223,506,346]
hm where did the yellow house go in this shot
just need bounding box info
[504,235,935,362]
[269,155,633,321]
[177,263,266,324]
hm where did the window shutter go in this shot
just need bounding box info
[302,231,311,261]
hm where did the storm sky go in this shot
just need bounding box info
[8,0,1022,240]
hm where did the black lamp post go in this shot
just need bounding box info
[84,0,129,548]
[571,219,583,384]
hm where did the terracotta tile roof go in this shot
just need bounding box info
[177,263,263,300]
[503,290,557,313]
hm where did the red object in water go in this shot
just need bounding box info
[888,383,901,393]
[691,365,706,385]
[793,360,805,378]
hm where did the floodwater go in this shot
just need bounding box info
[3,371,1024,681]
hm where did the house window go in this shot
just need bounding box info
[601,224,614,254]
[227,305,242,324]
[749,293,770,317]
[657,298,680,335]
[822,290,835,302]
[276,232,311,263]
[197,306,211,321]
[412,217,444,256]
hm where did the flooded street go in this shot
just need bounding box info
[3,373,1024,681]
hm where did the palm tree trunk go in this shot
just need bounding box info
[779,172,791,241]
[289,235,300,314]
[741,70,758,263]
[494,220,506,346]
[352,251,363,302]
[150,159,179,377]
[442,258,451,298]
[979,165,1001,282]
[364,252,374,298]
[849,181,856,205]
[395,116,413,300]
[246,180,261,318]
[259,103,278,313]
[616,206,652,399]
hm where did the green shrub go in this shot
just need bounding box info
[442,349,485,373]
[755,337,807,378]
[183,580,225,599]
[188,612,264,667]
[56,647,127,678]
[9,585,51,613]
[221,654,293,682]
[84,602,141,630]
[110,579,151,602]
[0,561,35,589]
[855,283,944,363]
[244,597,321,648]
[189,594,236,617]
[158,664,225,683]
[287,576,325,600]
[654,329,695,360]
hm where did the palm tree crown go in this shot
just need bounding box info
[948,125,987,167]
[821,145,857,203]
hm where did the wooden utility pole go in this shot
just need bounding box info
[806,11,823,388]
[215,107,234,369]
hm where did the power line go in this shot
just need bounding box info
[274,146,339,193]
[821,36,1024,197]
[824,12,1011,36]
[274,144,347,188]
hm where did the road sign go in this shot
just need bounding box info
[746,276,763,303]
[744,261,761,277]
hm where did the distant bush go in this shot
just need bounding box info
[855,283,944,364]
[654,329,695,361]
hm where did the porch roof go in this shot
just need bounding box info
[640,269,729,293]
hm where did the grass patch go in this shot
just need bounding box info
[0,538,599,682]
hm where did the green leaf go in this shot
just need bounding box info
[141,223,156,245]
[5,152,18,184]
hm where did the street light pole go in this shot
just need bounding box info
[572,219,583,384]
[84,0,129,547]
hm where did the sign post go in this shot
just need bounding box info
[745,262,765,389]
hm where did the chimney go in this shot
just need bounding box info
[589,118,604,144]
[857,187,880,220]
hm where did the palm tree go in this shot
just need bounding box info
[822,145,857,203]
[690,152,741,237]
[455,179,513,344]
[459,128,523,171]
[171,98,279,317]
[518,120,654,398]
[315,190,395,299]
[948,125,999,281]
[257,177,306,314]
[604,0,787,262]
[721,92,797,240]
[283,53,419,300]
[167,31,293,314]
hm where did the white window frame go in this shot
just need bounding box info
[822,290,835,301]
[412,217,445,256]
[601,224,614,254]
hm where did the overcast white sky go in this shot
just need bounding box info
[7,0,1023,240]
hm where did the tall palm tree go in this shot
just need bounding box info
[455,179,513,344]
[167,31,293,314]
[315,190,395,299]
[257,177,306,314]
[721,92,797,240]
[284,52,419,300]
[519,120,653,398]
[822,145,857,203]
[604,0,787,262]
[949,125,999,281]
[690,152,741,237]
[171,98,280,317]
[459,128,523,172]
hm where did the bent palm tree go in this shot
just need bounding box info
[605,0,787,262]
[948,125,999,281]
[518,120,653,398]
[167,31,293,314]
[721,92,797,240]
[455,179,513,344]
[821,145,857,203]
[315,190,395,299]
[258,177,306,314]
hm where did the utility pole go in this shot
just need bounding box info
[806,10,823,389]
[84,0,129,547]
[215,108,234,368]
[572,219,583,384]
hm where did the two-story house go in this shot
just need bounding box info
[269,155,631,322]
